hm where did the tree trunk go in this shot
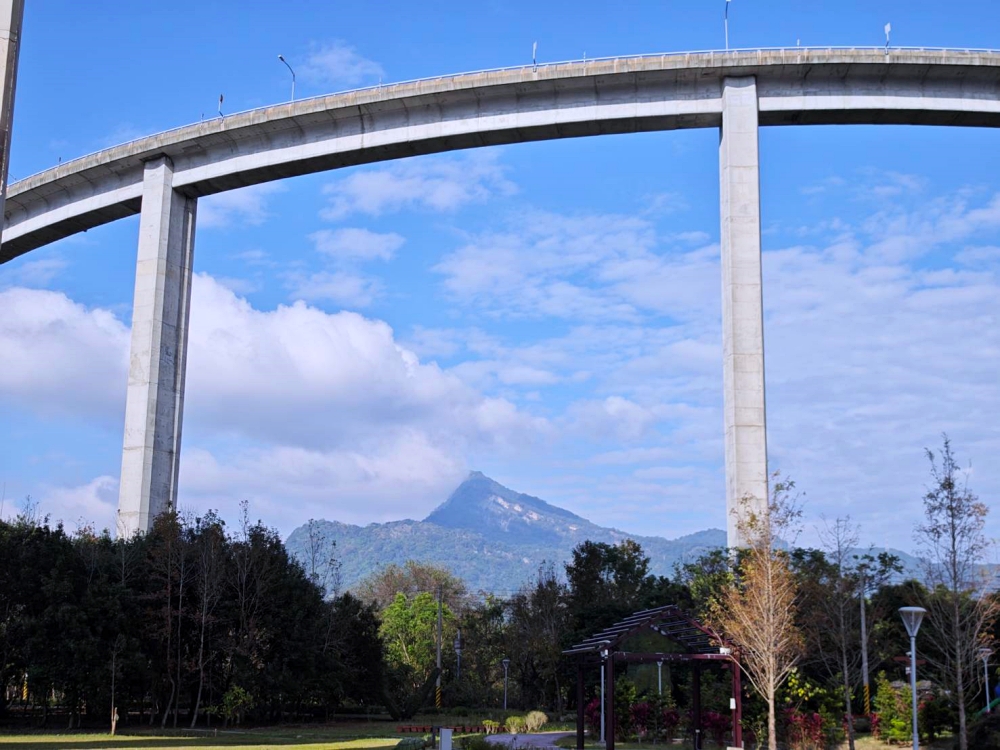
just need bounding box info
[839,598,856,750]
[954,596,967,750]
[174,559,184,729]
[767,683,777,750]
[191,614,206,728]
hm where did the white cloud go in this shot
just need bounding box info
[2,256,68,287]
[179,437,466,526]
[38,476,119,531]
[310,227,405,262]
[184,274,548,451]
[0,287,129,419]
[567,396,662,442]
[299,40,384,90]
[199,183,285,229]
[287,270,384,308]
[320,152,515,220]
[434,209,717,322]
[3,274,551,532]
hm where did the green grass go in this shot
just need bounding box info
[0,729,402,750]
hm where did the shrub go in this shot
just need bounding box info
[482,720,501,735]
[584,698,601,736]
[703,710,731,747]
[459,735,492,750]
[873,672,911,744]
[505,715,526,734]
[660,706,681,740]
[214,684,253,726]
[967,711,1000,748]
[784,709,823,750]
[630,702,652,739]
[398,738,429,750]
[524,711,548,732]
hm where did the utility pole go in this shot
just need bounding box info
[0,0,25,257]
[436,586,443,709]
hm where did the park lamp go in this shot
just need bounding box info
[899,606,926,639]
[899,606,926,750]
[979,646,993,713]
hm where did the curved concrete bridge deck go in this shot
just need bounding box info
[5,47,1000,261]
[5,47,998,538]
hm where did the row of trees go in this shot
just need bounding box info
[0,502,381,729]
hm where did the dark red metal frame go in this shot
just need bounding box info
[564,605,743,750]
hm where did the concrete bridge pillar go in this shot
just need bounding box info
[117,156,196,536]
[719,77,768,547]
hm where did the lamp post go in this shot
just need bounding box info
[454,628,463,680]
[899,607,926,750]
[502,658,510,711]
[599,647,608,745]
[980,646,993,713]
[277,54,296,101]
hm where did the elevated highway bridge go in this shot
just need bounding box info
[5,48,999,539]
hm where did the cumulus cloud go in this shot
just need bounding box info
[299,40,384,90]
[2,274,553,532]
[38,476,119,531]
[179,436,466,525]
[0,287,129,420]
[184,274,547,450]
[320,152,515,220]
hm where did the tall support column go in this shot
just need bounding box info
[576,664,585,750]
[719,76,768,548]
[117,156,196,536]
[0,0,25,249]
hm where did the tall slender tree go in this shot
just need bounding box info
[710,476,803,750]
[914,436,999,750]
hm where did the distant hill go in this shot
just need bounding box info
[285,471,728,593]
[285,471,929,594]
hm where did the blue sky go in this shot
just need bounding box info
[2,0,999,553]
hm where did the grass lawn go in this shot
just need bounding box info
[0,729,402,750]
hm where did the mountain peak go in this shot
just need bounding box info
[424,472,588,544]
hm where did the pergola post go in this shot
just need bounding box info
[605,654,615,750]
[576,664,585,750]
[731,660,743,747]
[692,664,702,750]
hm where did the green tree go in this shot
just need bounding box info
[381,591,454,690]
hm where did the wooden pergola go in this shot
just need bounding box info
[564,605,742,750]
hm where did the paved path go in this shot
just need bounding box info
[485,732,574,749]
